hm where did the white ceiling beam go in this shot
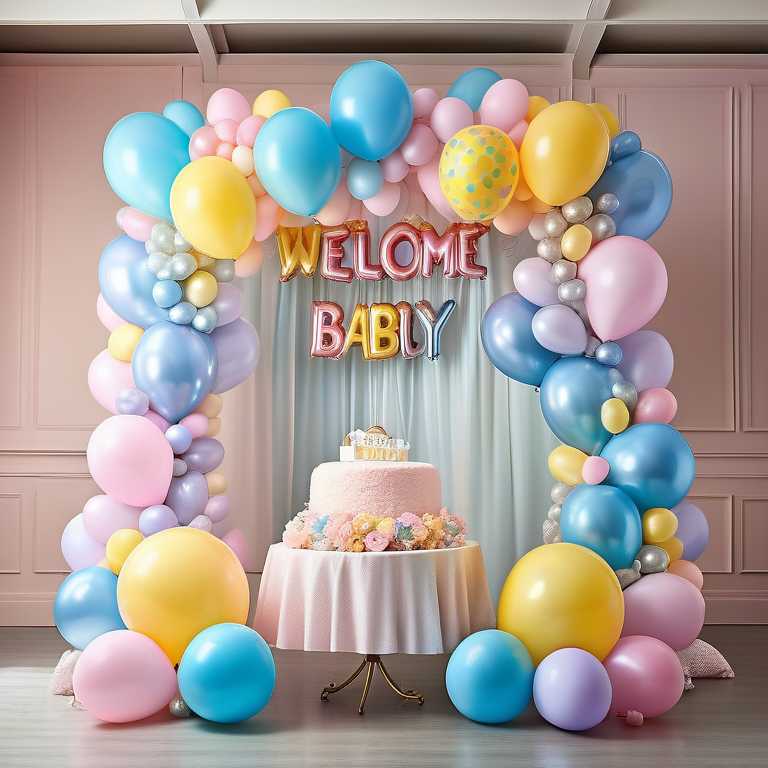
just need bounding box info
[181,0,219,83]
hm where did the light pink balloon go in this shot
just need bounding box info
[179,412,209,438]
[532,304,588,355]
[96,294,126,333]
[117,207,163,242]
[206,87,252,126]
[214,118,239,145]
[211,282,245,326]
[88,350,135,414]
[315,177,354,225]
[634,388,678,424]
[413,88,440,121]
[429,97,474,144]
[577,236,668,342]
[222,528,249,570]
[528,213,548,241]
[235,240,265,278]
[61,513,107,571]
[363,180,401,217]
[416,151,458,221]
[82,495,143,545]
[513,257,560,306]
[479,79,530,133]
[73,630,178,723]
[621,572,706,651]
[236,114,266,148]
[189,125,219,160]
[615,329,674,392]
[508,119,528,150]
[87,415,173,507]
[399,123,438,167]
[205,495,231,524]
[603,635,684,718]
[582,456,610,485]
[143,409,171,433]
[380,149,409,183]
[254,194,281,242]
[215,142,235,161]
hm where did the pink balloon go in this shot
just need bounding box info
[399,123,438,167]
[508,119,528,150]
[236,114,266,148]
[493,198,533,235]
[235,240,265,278]
[117,207,163,242]
[254,194,281,242]
[532,304,588,355]
[667,559,704,590]
[211,282,245,326]
[143,408,171,433]
[96,293,125,333]
[380,150,409,183]
[88,350,135,414]
[87,415,173,507]
[582,455,610,485]
[621,572,706,650]
[315,177,354,226]
[417,151,458,221]
[214,118,239,145]
[179,412,209,438]
[363,180,401,217]
[206,87,252,126]
[412,88,440,121]
[513,257,560,306]
[61,513,107,571]
[634,388,678,424]
[603,635,685,718]
[528,213,548,241]
[221,528,249,570]
[189,125,219,160]
[215,141,235,160]
[82,495,143,545]
[479,79,530,133]
[615,329,674,392]
[577,236,668,342]
[429,97,474,144]
[73,630,177,723]
[205,495,231,524]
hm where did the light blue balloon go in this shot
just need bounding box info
[446,67,502,111]
[169,301,197,325]
[481,293,560,387]
[346,157,384,200]
[162,100,205,137]
[601,423,696,512]
[132,321,217,424]
[152,279,183,309]
[98,235,169,329]
[330,60,414,161]
[53,567,127,650]
[178,623,276,723]
[446,630,534,724]
[539,357,624,455]
[561,484,642,570]
[254,107,341,216]
[103,112,190,222]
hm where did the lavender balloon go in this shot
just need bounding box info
[615,329,674,393]
[205,494,231,524]
[211,282,246,326]
[672,500,710,562]
[182,437,225,474]
[139,504,179,537]
[164,470,209,525]
[165,424,193,455]
[115,388,150,415]
[532,304,588,356]
[512,257,559,307]
[210,317,260,394]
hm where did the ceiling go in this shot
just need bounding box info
[1,1,767,80]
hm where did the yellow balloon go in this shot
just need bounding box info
[106,529,144,575]
[108,324,143,362]
[520,101,610,206]
[512,170,533,201]
[117,527,249,665]
[589,103,620,139]
[204,417,222,437]
[170,156,257,259]
[643,507,679,544]
[601,397,630,434]
[560,223,592,262]
[184,270,218,308]
[253,89,292,119]
[195,393,224,418]
[548,445,587,487]
[526,95,550,123]
[205,472,228,496]
[497,543,624,666]
[524,195,553,214]
[656,535,684,563]
[439,126,520,221]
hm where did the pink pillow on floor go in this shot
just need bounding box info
[676,639,734,690]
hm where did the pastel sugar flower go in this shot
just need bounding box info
[364,531,389,552]
[346,535,366,553]
[352,512,379,537]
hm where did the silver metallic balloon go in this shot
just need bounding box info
[595,192,619,215]
[595,341,623,367]
[558,278,586,302]
[151,223,177,255]
[550,482,573,504]
[192,306,218,334]
[637,544,670,574]
[543,517,561,545]
[537,237,563,263]
[585,335,601,358]
[169,698,194,718]
[544,209,568,237]
[612,380,638,410]
[188,514,213,532]
[174,231,192,253]
[169,252,198,281]
[584,213,616,242]
[615,560,642,590]
[550,259,578,285]
[115,388,150,416]
[206,259,235,283]
[547,503,562,523]
[146,251,170,275]
[169,301,197,325]
[173,458,188,477]
[562,196,593,224]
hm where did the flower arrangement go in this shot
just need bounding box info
[283,507,466,552]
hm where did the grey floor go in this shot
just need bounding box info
[1,625,766,768]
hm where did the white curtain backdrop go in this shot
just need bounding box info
[243,206,557,607]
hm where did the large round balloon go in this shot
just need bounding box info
[132,321,217,424]
[170,156,256,259]
[330,61,413,161]
[561,484,642,570]
[481,293,559,387]
[519,101,610,206]
[615,329,674,393]
[600,423,696,512]
[497,543,624,666]
[116,527,249,665]
[539,357,623,455]
[254,107,341,216]
[103,112,191,222]
[209,317,260,394]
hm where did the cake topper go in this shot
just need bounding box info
[340,426,409,462]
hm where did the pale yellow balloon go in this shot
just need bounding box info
[548,445,588,487]
[589,103,620,139]
[108,324,143,362]
[206,472,228,496]
[195,393,224,419]
[656,535,684,563]
[184,270,218,308]
[601,397,630,434]
[253,89,293,119]
[642,507,679,544]
[205,417,222,437]
[561,223,592,261]
[231,144,255,177]
[106,529,144,575]
[525,95,550,123]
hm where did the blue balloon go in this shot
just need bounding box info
[600,423,696,512]
[132,321,217,424]
[162,100,205,137]
[561,484,642,570]
[446,67,502,111]
[330,60,414,161]
[254,107,341,216]
[481,293,560,387]
[53,567,127,650]
[103,112,190,222]
[588,131,673,241]
[446,630,534,724]
[346,157,384,200]
[152,279,183,309]
[539,357,624,455]
[98,235,169,329]
[178,623,275,723]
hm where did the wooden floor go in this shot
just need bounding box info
[1,625,766,768]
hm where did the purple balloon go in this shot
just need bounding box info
[615,329,674,393]
[61,514,107,571]
[211,282,245,326]
[182,437,225,474]
[139,504,179,537]
[205,494,231,524]
[165,424,193,455]
[532,304,588,356]
[164,470,209,525]
[672,500,710,562]
[209,317,260,394]
[512,257,559,307]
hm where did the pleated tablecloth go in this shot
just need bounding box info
[254,542,496,655]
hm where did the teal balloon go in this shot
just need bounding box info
[98,235,169,328]
[481,293,559,387]
[53,567,127,650]
[162,100,205,137]
[446,68,502,111]
[561,484,642,570]
[601,423,696,512]
[178,623,275,723]
[132,321,217,424]
[346,157,383,200]
[254,107,341,216]
[539,357,624,455]
[103,112,191,222]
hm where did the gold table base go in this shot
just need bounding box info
[320,654,425,715]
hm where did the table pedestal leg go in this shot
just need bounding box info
[320,654,425,715]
